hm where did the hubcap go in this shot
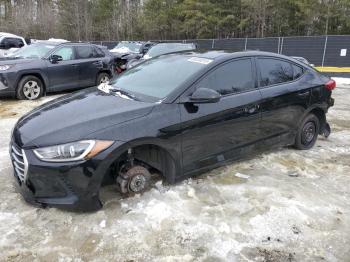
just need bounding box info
[302,122,316,145]
[129,174,147,193]
[100,76,109,84]
[23,80,40,99]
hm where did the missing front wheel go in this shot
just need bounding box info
[116,165,151,195]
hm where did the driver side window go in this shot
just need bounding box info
[198,59,254,95]
[52,47,74,61]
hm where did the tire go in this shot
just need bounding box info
[16,75,44,100]
[96,72,110,85]
[294,113,320,150]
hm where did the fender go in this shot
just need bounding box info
[125,137,182,184]
[15,69,49,92]
[297,103,327,132]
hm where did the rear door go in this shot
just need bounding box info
[46,45,79,91]
[179,58,263,174]
[75,45,104,87]
[256,57,309,146]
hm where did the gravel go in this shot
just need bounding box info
[0,84,349,261]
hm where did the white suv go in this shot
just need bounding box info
[0,32,28,57]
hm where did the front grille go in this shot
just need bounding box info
[10,142,28,184]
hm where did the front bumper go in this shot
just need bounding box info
[9,140,125,212]
[0,72,16,97]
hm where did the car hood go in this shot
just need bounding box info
[14,88,155,148]
[111,52,140,60]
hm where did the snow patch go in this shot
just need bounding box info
[332,77,350,86]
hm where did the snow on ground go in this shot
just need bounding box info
[0,85,350,261]
[332,77,350,86]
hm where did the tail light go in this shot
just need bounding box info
[116,67,123,74]
[325,79,336,91]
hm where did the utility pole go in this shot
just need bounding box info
[325,0,331,36]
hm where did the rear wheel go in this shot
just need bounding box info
[294,113,320,150]
[96,72,110,85]
[16,75,44,100]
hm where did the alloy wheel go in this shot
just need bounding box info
[23,81,41,100]
[100,75,110,84]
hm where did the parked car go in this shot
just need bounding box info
[0,32,28,57]
[109,41,154,73]
[127,42,197,69]
[292,56,315,67]
[10,51,335,211]
[0,41,114,100]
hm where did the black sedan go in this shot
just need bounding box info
[0,41,114,100]
[10,51,335,211]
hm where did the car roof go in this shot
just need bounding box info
[155,42,195,46]
[32,41,63,46]
[171,50,303,62]
[0,32,23,38]
[119,41,146,44]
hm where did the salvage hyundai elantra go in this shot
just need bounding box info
[10,51,335,211]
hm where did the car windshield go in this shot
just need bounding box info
[109,55,212,100]
[145,43,195,58]
[113,42,142,53]
[9,43,56,59]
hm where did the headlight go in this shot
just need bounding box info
[33,140,113,162]
[0,65,11,71]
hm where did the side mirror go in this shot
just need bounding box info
[189,88,221,103]
[50,54,63,63]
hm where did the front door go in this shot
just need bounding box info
[46,46,79,91]
[179,58,263,175]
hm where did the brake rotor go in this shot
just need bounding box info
[117,165,151,195]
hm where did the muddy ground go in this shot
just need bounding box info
[0,83,349,262]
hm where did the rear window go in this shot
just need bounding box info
[94,47,105,57]
[76,46,94,59]
[293,64,304,79]
[258,58,296,87]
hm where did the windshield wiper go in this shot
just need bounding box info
[109,87,139,101]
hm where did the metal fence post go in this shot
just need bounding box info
[322,35,328,67]
[244,37,248,51]
[277,37,280,54]
[211,39,215,49]
[280,37,284,54]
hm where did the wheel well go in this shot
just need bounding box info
[310,107,326,133]
[103,144,177,185]
[18,73,46,93]
[98,70,112,78]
